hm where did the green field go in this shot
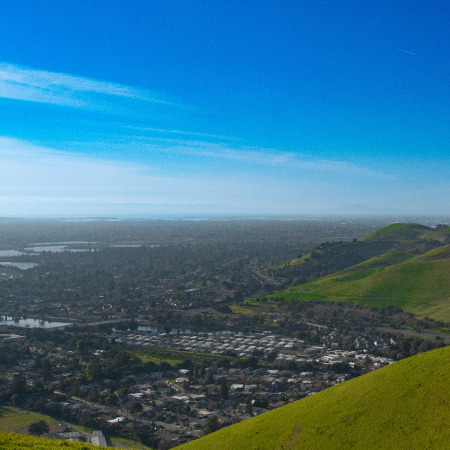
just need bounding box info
[136,350,185,367]
[176,346,450,450]
[0,408,53,433]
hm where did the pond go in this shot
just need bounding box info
[0,250,26,257]
[110,244,159,248]
[0,316,72,328]
[0,262,38,270]
[25,242,98,253]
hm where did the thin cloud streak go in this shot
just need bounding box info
[0,63,390,180]
[0,137,439,217]
[0,62,174,108]
[394,46,416,56]
[54,134,392,179]
[0,137,281,211]
[125,126,239,141]
[150,140,393,178]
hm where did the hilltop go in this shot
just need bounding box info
[176,346,450,450]
[360,223,433,242]
[268,223,450,321]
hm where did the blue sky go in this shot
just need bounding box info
[0,1,449,217]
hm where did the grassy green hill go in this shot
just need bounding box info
[279,244,450,321]
[360,223,432,242]
[271,223,450,290]
[267,224,450,322]
[176,346,450,450]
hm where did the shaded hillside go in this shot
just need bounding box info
[271,223,450,286]
[176,346,450,450]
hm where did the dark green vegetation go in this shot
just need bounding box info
[266,223,450,322]
[176,346,450,450]
[27,420,49,437]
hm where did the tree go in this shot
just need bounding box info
[129,402,143,416]
[70,378,81,396]
[28,420,49,436]
[220,379,229,400]
[203,415,220,435]
[86,361,102,381]
[105,393,119,407]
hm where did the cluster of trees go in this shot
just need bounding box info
[238,300,447,333]
[28,420,49,437]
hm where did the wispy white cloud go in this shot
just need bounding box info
[125,126,239,141]
[0,136,164,197]
[137,138,392,178]
[0,63,389,180]
[0,62,174,108]
[0,137,287,216]
[0,136,443,217]
[0,137,271,204]
[181,142,299,165]
[54,133,392,178]
[394,46,416,56]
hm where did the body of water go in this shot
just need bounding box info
[31,241,98,245]
[110,244,159,248]
[25,245,94,253]
[25,245,68,253]
[0,250,26,257]
[0,316,72,328]
[0,262,38,270]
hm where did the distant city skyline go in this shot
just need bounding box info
[0,2,449,217]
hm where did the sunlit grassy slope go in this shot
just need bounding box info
[176,346,450,450]
[360,223,432,242]
[292,245,450,321]
[0,432,98,449]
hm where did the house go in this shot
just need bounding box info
[107,416,127,424]
[90,430,107,447]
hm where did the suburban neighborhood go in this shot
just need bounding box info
[0,324,416,448]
